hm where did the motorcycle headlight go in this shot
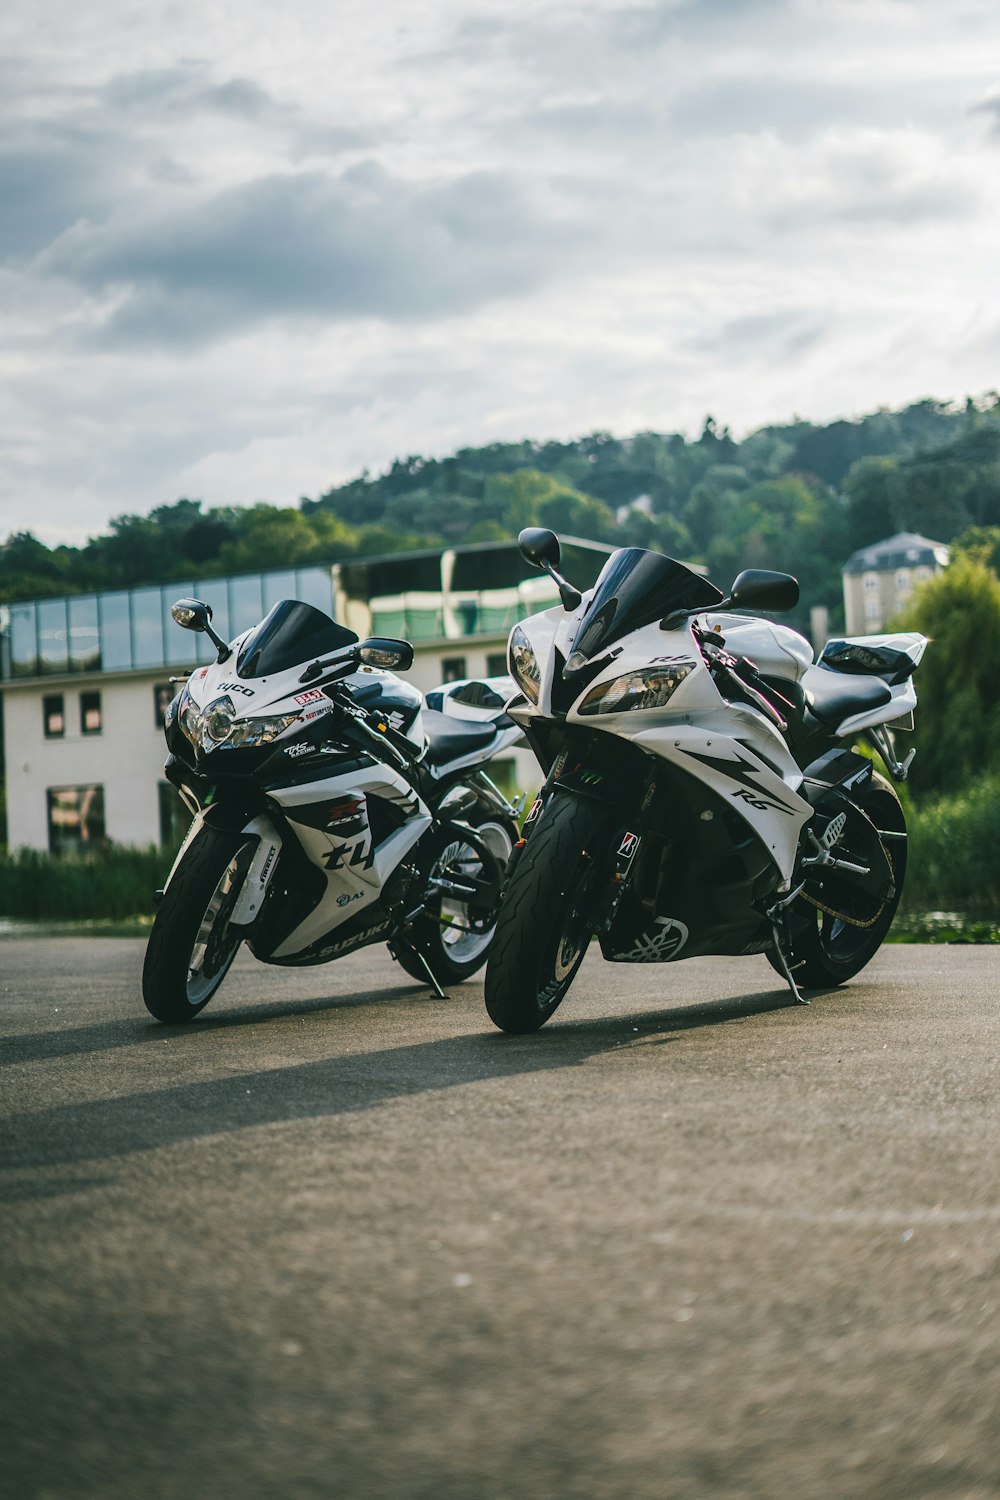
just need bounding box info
[177,685,201,747]
[163,688,181,729]
[578,663,694,716]
[225,711,302,749]
[509,626,541,705]
[198,695,237,749]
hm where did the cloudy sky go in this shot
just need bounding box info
[2,0,999,543]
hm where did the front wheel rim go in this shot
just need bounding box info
[186,847,251,1004]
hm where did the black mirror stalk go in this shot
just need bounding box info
[517,528,582,611]
[171,597,232,661]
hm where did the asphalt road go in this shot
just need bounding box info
[1,937,997,1500]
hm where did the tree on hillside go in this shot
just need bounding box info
[951,525,1000,575]
[895,556,1000,793]
[481,469,617,541]
[0,532,72,602]
[843,457,898,552]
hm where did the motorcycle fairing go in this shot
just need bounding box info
[598,757,782,962]
[630,724,812,884]
[264,763,432,959]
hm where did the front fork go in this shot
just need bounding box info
[504,763,654,937]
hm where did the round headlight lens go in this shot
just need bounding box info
[509,626,541,705]
[578,663,694,716]
[199,695,236,748]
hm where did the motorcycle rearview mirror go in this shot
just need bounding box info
[170,598,232,663]
[727,569,800,614]
[358,638,414,671]
[516,528,582,612]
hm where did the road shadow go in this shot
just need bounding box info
[2,963,844,1069]
[1,984,811,1183]
[0,979,429,1067]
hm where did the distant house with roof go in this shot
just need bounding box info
[842,531,950,635]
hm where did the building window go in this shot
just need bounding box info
[486,652,509,677]
[158,782,190,847]
[865,600,881,622]
[916,566,932,582]
[43,694,65,738]
[47,785,105,856]
[895,571,912,594]
[442,657,467,682]
[80,690,102,735]
[864,573,880,592]
[154,681,176,727]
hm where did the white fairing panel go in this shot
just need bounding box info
[268,764,431,958]
[630,724,812,882]
[706,614,814,682]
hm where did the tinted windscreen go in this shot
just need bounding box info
[236,600,358,678]
[568,549,723,667]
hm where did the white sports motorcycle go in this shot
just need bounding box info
[143,595,523,1023]
[485,529,927,1033]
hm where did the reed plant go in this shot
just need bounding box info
[0,843,174,921]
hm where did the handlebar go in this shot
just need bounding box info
[695,629,791,732]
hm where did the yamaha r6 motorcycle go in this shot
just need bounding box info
[485,529,927,1033]
[143,594,523,1023]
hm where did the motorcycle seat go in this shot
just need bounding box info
[422,708,499,765]
[801,664,893,726]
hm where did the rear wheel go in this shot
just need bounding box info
[142,826,256,1023]
[393,814,517,987]
[485,794,609,1034]
[769,772,907,988]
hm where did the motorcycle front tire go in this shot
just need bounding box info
[484,793,608,1034]
[142,825,255,1023]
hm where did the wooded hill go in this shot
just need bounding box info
[4,394,1000,631]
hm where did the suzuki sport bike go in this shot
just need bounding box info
[142,594,523,1023]
[485,529,927,1033]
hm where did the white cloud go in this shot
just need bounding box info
[2,0,1000,541]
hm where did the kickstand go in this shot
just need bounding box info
[770,922,809,1005]
[413,947,447,1000]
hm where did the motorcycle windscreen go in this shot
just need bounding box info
[566,549,723,668]
[236,599,359,678]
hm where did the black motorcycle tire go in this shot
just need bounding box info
[484,793,608,1034]
[142,825,256,1023]
[393,812,518,988]
[768,771,908,989]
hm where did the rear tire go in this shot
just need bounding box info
[393,814,517,987]
[769,772,907,988]
[142,826,255,1023]
[485,794,609,1034]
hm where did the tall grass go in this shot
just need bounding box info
[0,844,175,921]
[903,772,1000,917]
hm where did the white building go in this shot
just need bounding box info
[842,532,949,635]
[0,539,614,853]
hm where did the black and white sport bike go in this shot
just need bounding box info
[485,529,927,1033]
[142,594,523,1023]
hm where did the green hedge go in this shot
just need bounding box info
[903,772,1000,917]
[0,844,174,921]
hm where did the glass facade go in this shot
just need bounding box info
[0,567,336,681]
[0,544,618,683]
